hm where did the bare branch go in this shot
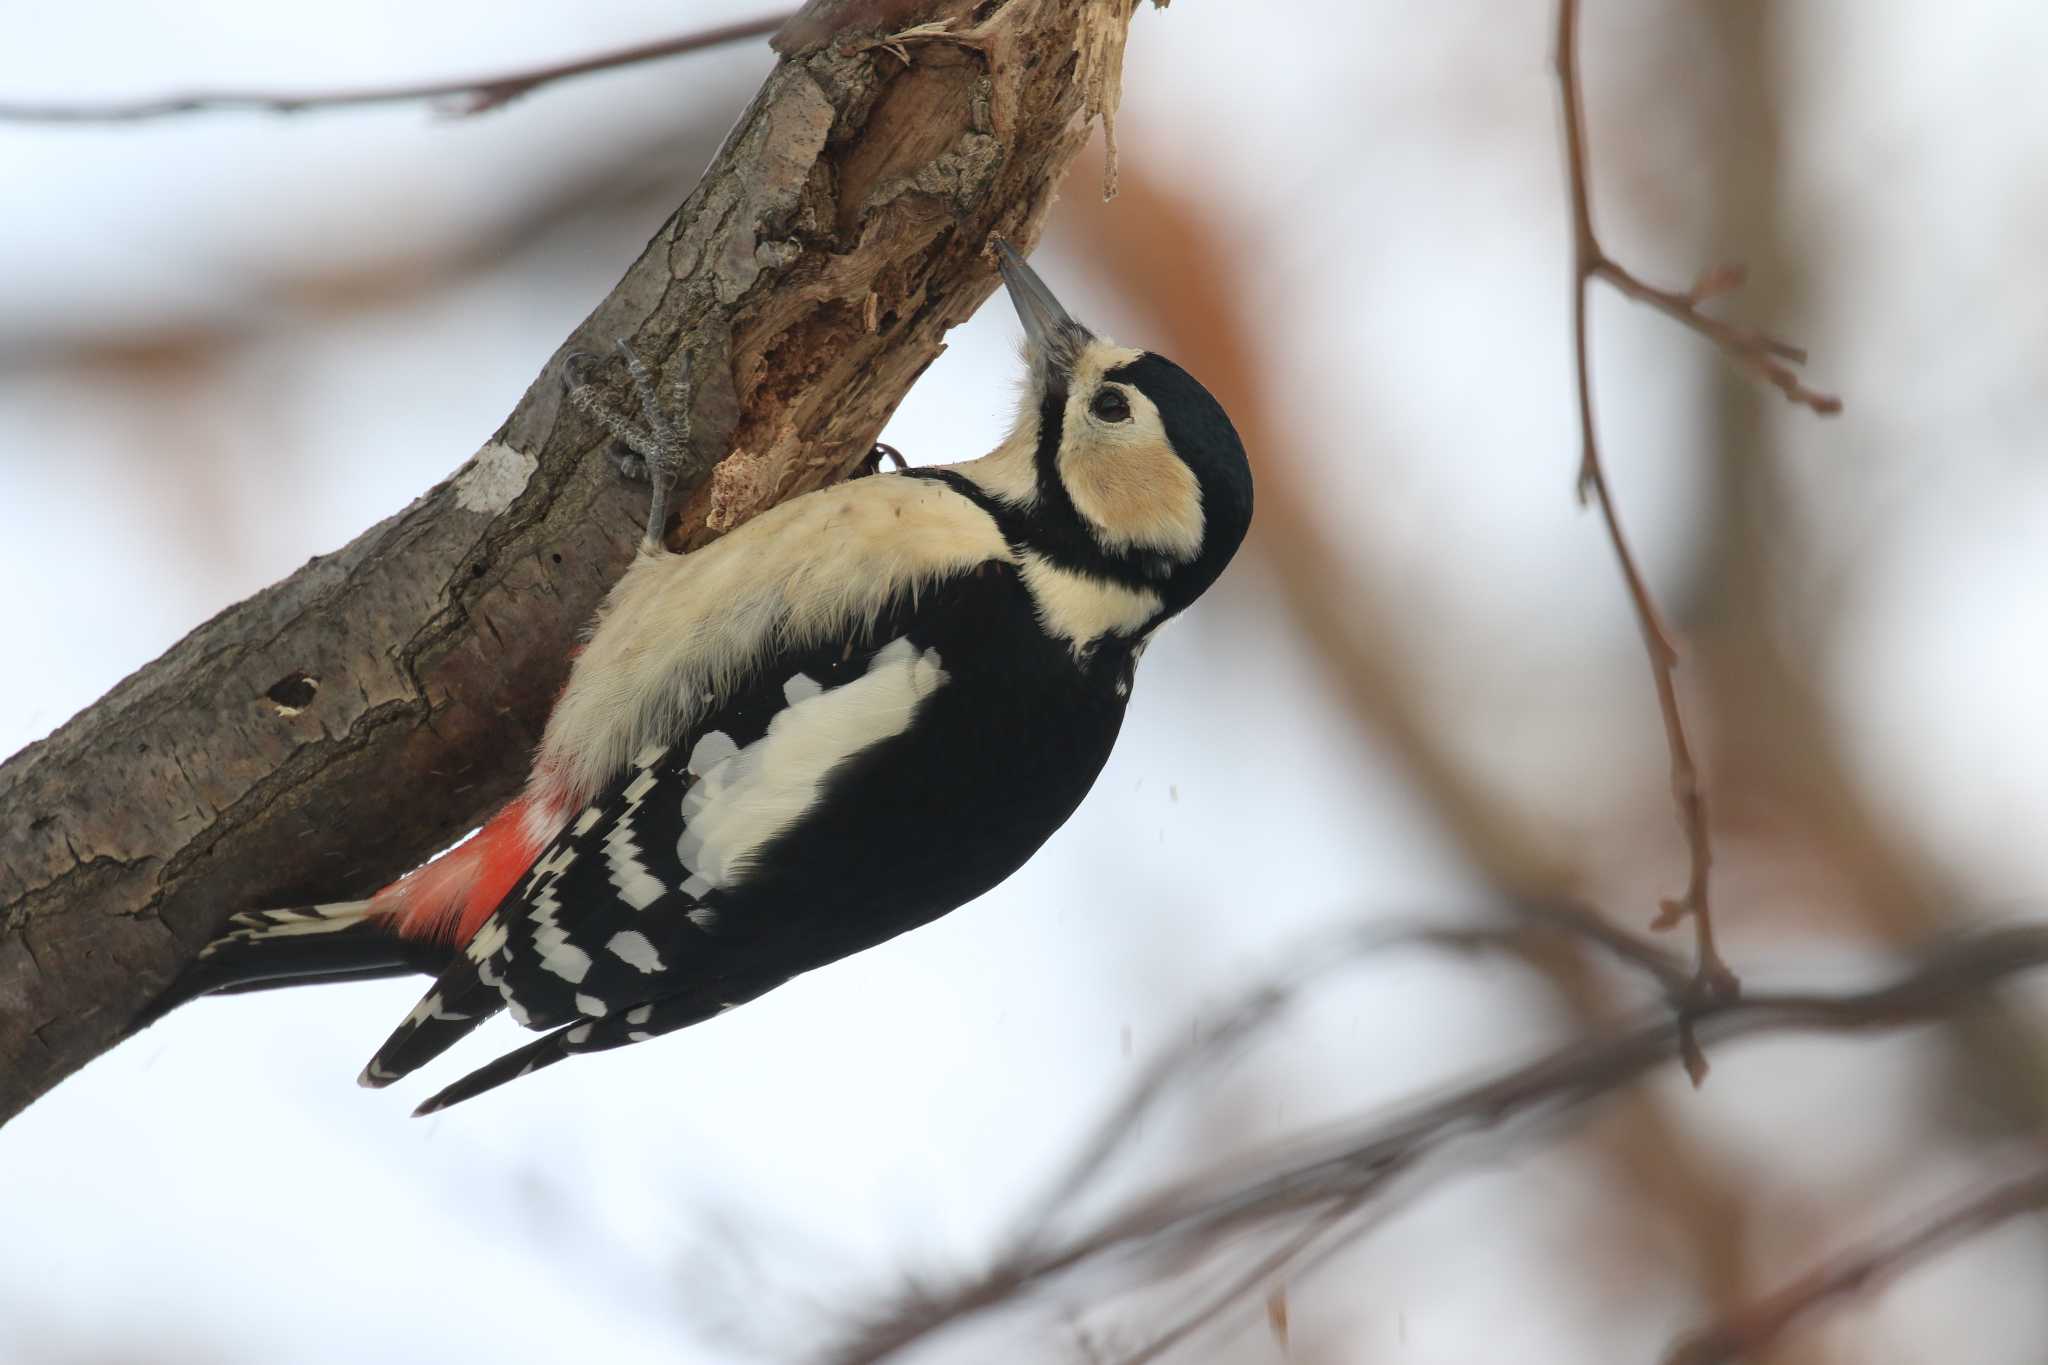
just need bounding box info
[1113,1197,1367,1365]
[0,0,1149,1125]
[1558,0,1728,1022]
[0,14,792,122]
[1666,1163,2048,1365]
[830,925,2048,1362]
[1002,904,1689,1269]
[1589,260,1842,417]
[1556,0,1839,1023]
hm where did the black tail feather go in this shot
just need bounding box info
[356,959,505,1091]
[411,1023,577,1116]
[408,987,749,1114]
[208,962,429,995]
[134,902,450,1032]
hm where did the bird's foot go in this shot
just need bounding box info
[562,341,692,549]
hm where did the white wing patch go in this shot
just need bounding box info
[530,883,593,984]
[608,930,666,973]
[603,820,666,911]
[689,731,738,774]
[675,641,947,893]
[601,760,668,911]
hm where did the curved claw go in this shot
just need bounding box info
[614,337,663,416]
[856,442,909,477]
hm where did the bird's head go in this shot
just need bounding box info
[984,239,1254,620]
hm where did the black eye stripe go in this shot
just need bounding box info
[1090,386,1132,423]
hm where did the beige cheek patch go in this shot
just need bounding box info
[1062,434,1204,561]
[1058,374,1205,561]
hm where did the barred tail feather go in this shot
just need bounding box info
[138,799,553,1036]
[135,901,452,1030]
[411,1023,578,1116]
[357,959,505,1091]
[407,990,748,1116]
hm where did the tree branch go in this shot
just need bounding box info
[1665,1163,2048,1365]
[1555,0,1840,1031]
[0,14,793,121]
[0,0,1149,1126]
[1000,907,1682,1268]
[829,925,2048,1361]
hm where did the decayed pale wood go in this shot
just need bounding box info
[0,0,1143,1125]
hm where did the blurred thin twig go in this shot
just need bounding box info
[1008,908,1689,1258]
[832,926,2048,1363]
[0,13,792,122]
[1665,1162,2048,1365]
[1555,1,1842,420]
[1113,1196,1367,1365]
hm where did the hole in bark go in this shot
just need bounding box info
[550,552,562,564]
[266,671,320,714]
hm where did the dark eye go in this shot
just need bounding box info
[1090,387,1131,423]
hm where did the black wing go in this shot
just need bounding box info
[361,573,972,1104]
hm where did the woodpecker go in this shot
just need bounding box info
[152,240,1254,1114]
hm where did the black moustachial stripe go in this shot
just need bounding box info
[906,402,1179,594]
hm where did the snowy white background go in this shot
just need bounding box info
[7,2,2048,1361]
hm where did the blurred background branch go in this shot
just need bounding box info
[833,925,2048,1362]
[0,14,793,121]
[1558,0,1838,1017]
[1667,1162,2048,1365]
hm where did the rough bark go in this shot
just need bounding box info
[0,0,1144,1125]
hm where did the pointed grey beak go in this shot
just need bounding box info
[993,238,1092,382]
